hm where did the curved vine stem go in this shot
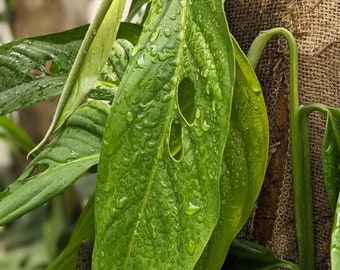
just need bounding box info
[247,28,315,270]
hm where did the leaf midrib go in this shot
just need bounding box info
[123,1,188,267]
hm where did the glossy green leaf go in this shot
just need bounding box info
[0,26,86,116]
[195,37,268,269]
[0,100,109,225]
[31,0,127,154]
[88,38,134,101]
[331,193,340,270]
[322,108,340,212]
[225,238,300,270]
[0,23,142,116]
[94,0,235,269]
[47,196,95,270]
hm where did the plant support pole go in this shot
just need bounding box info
[247,28,315,270]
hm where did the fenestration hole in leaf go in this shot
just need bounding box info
[28,163,49,177]
[169,120,183,161]
[177,78,196,124]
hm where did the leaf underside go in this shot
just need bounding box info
[94,0,235,269]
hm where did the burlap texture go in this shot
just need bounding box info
[225,1,340,269]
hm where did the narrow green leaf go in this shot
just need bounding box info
[196,37,268,269]
[47,196,95,270]
[94,0,235,269]
[0,101,109,225]
[322,108,340,212]
[0,23,142,116]
[32,0,127,155]
[332,193,340,270]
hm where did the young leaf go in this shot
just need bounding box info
[31,0,127,155]
[0,101,109,225]
[322,108,340,212]
[94,0,235,269]
[47,196,95,270]
[0,23,142,116]
[195,37,269,269]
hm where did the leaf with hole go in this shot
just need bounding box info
[0,101,109,225]
[94,0,235,269]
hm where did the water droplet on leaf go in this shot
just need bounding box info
[116,196,128,209]
[184,202,201,216]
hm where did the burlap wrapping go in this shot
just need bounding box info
[225,1,340,269]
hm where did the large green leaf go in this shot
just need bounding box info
[0,23,142,116]
[47,196,95,270]
[0,100,109,225]
[94,0,235,269]
[195,37,268,269]
[322,108,340,212]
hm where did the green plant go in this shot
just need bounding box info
[0,0,338,269]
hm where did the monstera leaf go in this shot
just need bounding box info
[94,0,235,269]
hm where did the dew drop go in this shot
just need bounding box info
[195,109,201,119]
[150,28,160,42]
[158,51,173,61]
[161,91,175,103]
[213,87,222,101]
[149,44,158,57]
[109,207,117,219]
[164,28,171,37]
[122,157,130,166]
[170,13,177,20]
[195,129,203,137]
[196,214,204,223]
[116,196,128,209]
[201,120,210,131]
[184,202,201,216]
[126,111,134,122]
[186,240,196,255]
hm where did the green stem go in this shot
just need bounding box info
[247,28,315,270]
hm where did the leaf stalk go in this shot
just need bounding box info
[248,28,315,270]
